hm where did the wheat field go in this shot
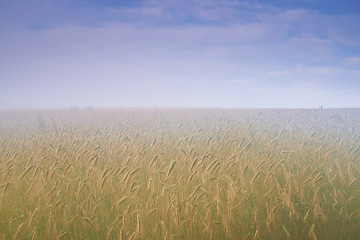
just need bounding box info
[0,108,359,239]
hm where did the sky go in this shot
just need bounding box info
[1,0,360,109]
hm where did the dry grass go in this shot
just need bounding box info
[0,108,359,239]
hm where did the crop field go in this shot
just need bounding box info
[0,108,359,239]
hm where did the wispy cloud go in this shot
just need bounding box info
[1,0,360,108]
[343,56,360,67]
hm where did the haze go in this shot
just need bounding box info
[1,0,360,109]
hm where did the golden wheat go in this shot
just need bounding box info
[0,108,359,239]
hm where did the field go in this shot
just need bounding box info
[0,108,359,239]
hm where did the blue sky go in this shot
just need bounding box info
[1,0,360,108]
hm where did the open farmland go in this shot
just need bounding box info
[0,108,359,239]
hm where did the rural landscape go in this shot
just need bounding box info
[0,108,359,239]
